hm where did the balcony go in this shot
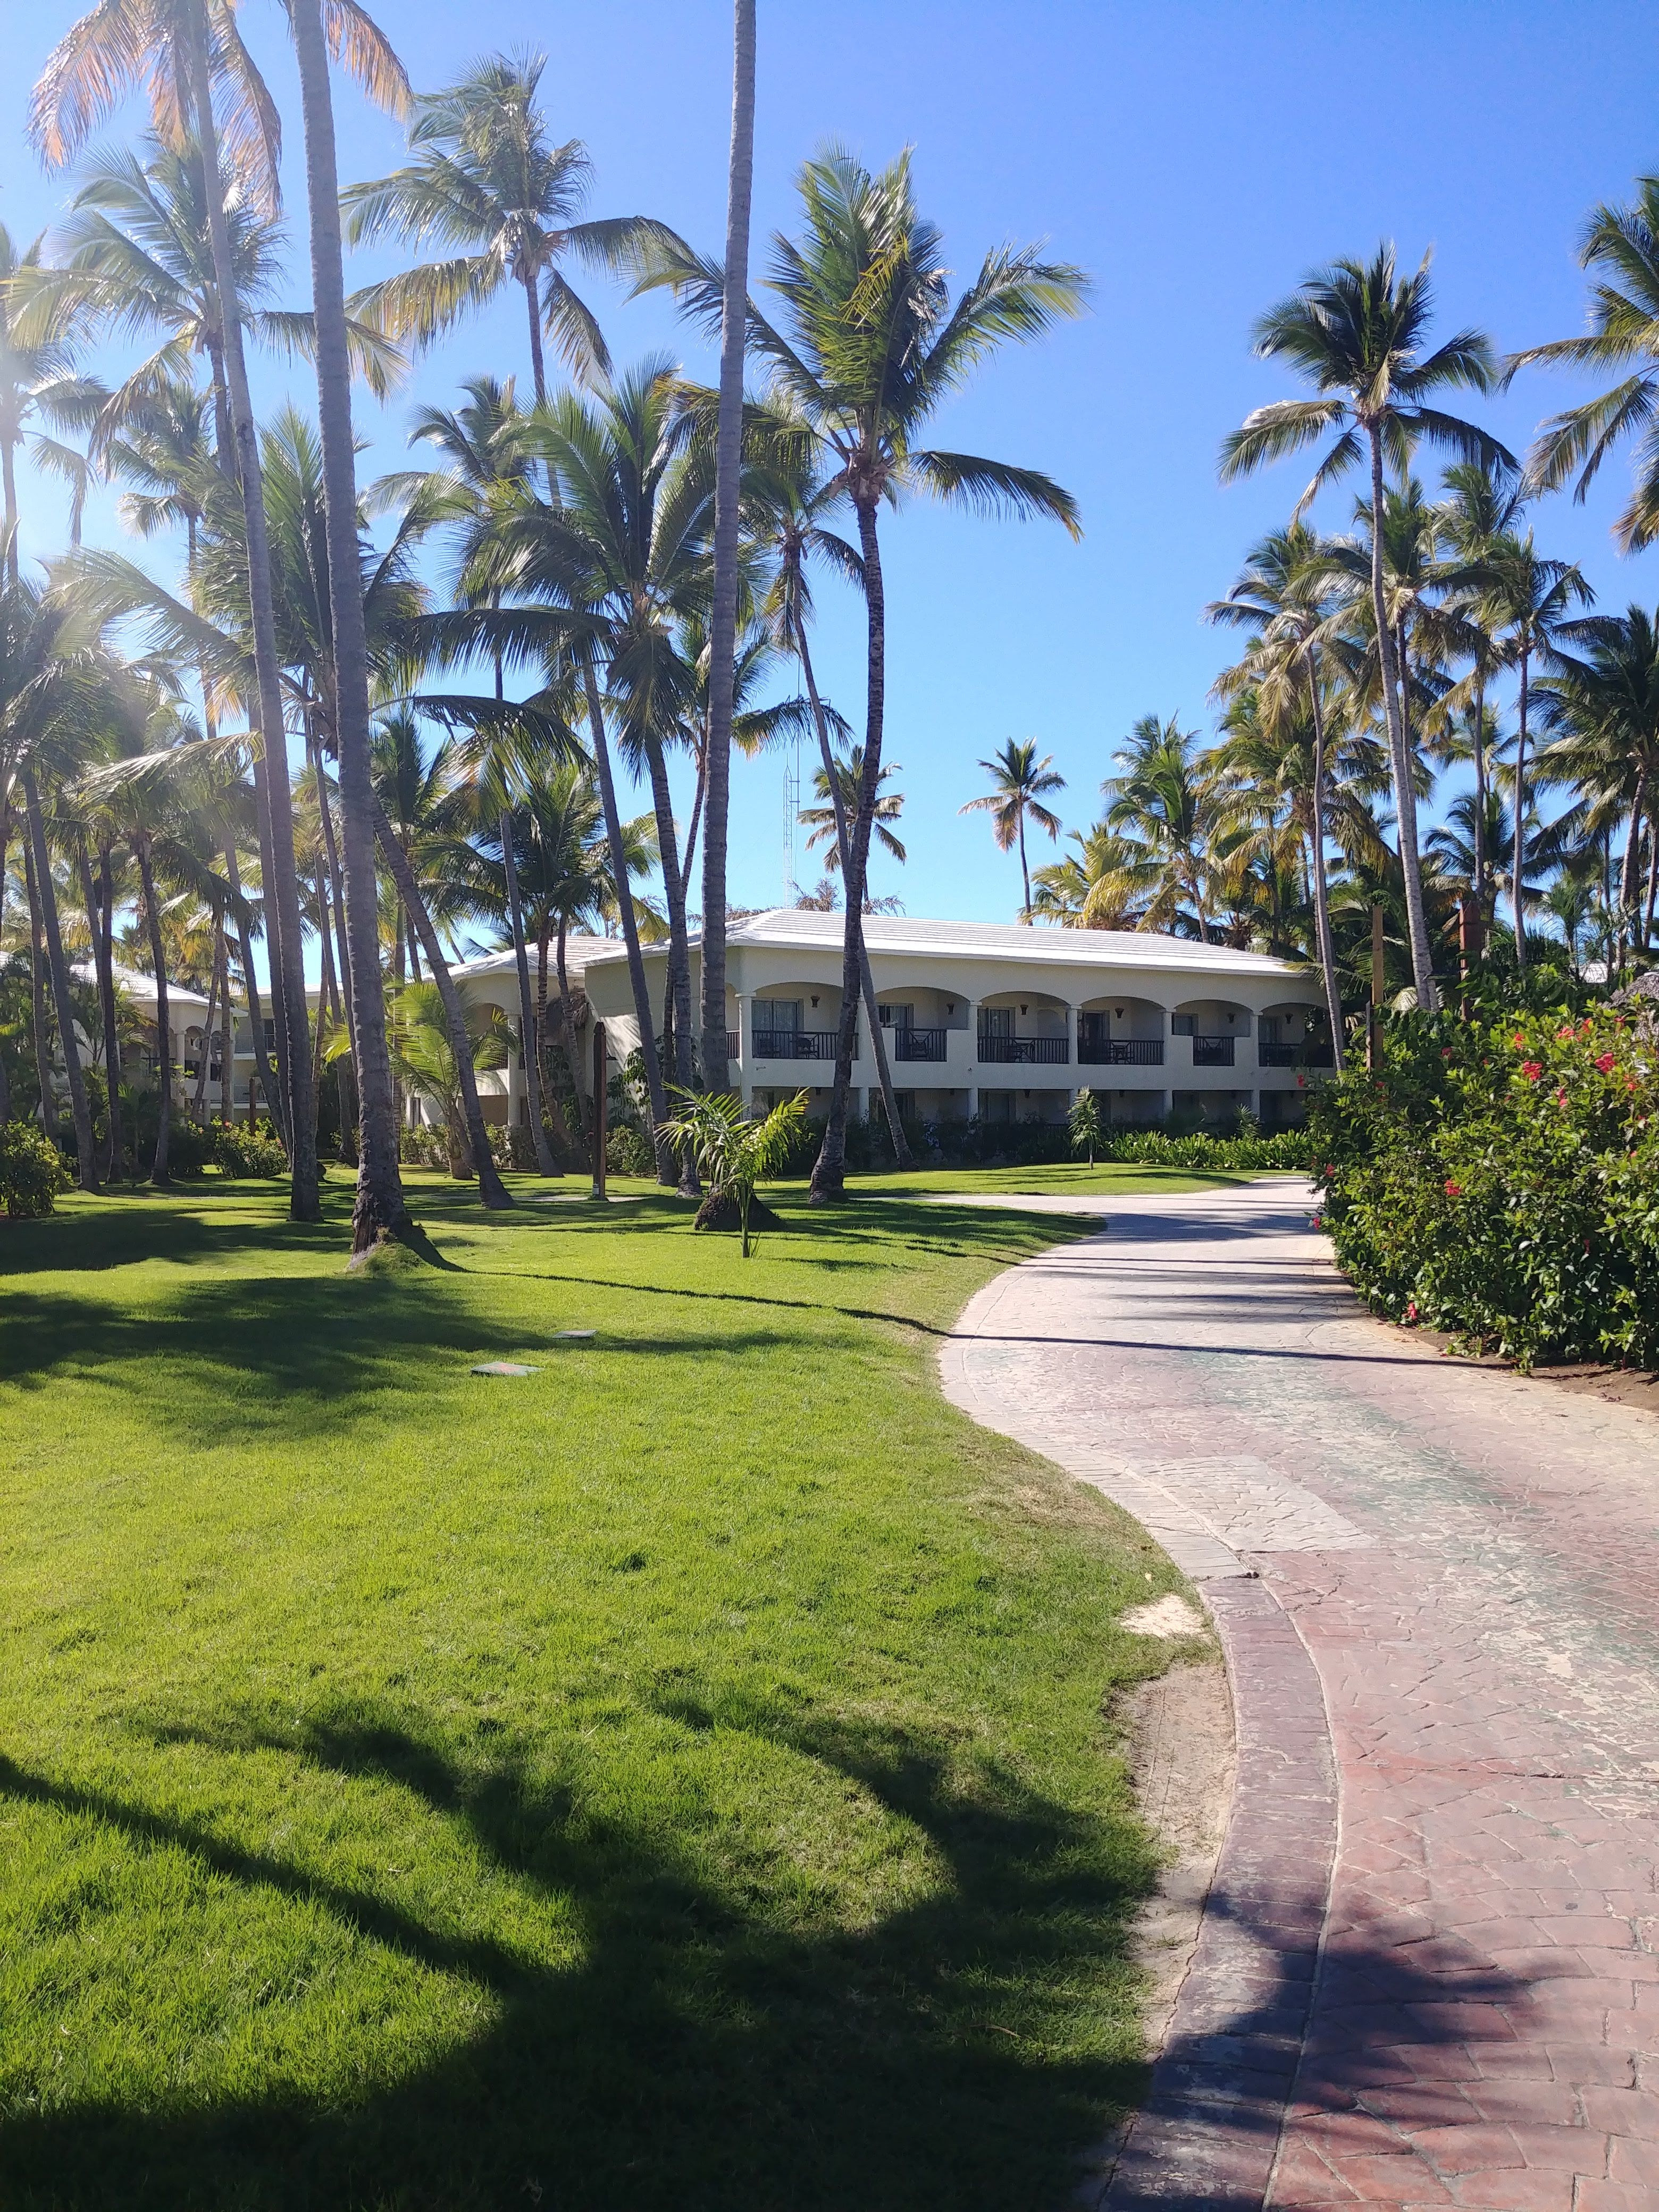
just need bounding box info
[1077,1038,1164,1066]
[1259,1041,1334,1069]
[1191,1035,1236,1068]
[727,1030,740,1060]
[892,1027,948,1063]
[750,1028,853,1062]
[977,1034,1070,1065]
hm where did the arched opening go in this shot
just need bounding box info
[750,982,850,1065]
[1171,996,1250,1070]
[1077,993,1165,1067]
[874,978,968,1065]
[976,989,1069,1066]
[1258,1000,1333,1069]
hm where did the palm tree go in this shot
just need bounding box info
[286,0,418,1246]
[642,146,1086,1198]
[374,978,508,1179]
[1028,822,1146,928]
[1474,535,1593,964]
[1102,715,1219,940]
[342,51,678,399]
[959,739,1065,917]
[1434,458,1527,917]
[1507,175,1659,552]
[802,747,905,875]
[0,562,105,1185]
[1535,605,1659,963]
[699,0,758,1093]
[1219,245,1514,1010]
[1206,525,1348,1061]
[0,225,104,580]
[659,1086,806,1258]
[29,0,325,1219]
[746,412,910,1163]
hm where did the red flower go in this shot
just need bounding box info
[1558,1026,1575,1041]
[1521,1061,1543,1082]
[1513,1032,1528,1049]
[1556,1088,1568,1108]
[1405,1300,1419,1322]
[1597,1052,1617,1074]
[1440,1046,1453,1058]
[1444,1179,1461,1197]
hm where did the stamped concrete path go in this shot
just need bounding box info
[940,1180,1659,2211]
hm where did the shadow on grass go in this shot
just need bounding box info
[0,1698,1150,2212]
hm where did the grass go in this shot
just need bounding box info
[844,1159,1281,1199]
[0,1167,1201,2212]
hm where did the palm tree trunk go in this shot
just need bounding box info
[797,620,911,1167]
[1367,426,1438,1010]
[1306,655,1345,1070]
[641,735,699,1193]
[137,841,172,1185]
[1643,792,1658,954]
[24,843,56,1144]
[370,792,512,1209]
[522,269,549,404]
[22,768,97,1189]
[577,655,672,1160]
[554,918,592,1164]
[289,0,409,1249]
[0,802,11,1124]
[1018,811,1031,918]
[700,0,757,1096]
[94,843,123,1172]
[500,807,558,1175]
[1511,642,1530,969]
[194,937,220,1119]
[247,748,294,1140]
[309,739,358,1163]
[811,496,886,1204]
[1472,681,1488,920]
[223,838,281,1146]
[2,439,19,585]
[183,0,318,1219]
[217,925,233,1125]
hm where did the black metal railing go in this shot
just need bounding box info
[1258,1041,1334,1069]
[750,1029,853,1061]
[1077,1038,1164,1066]
[1191,1035,1236,1068]
[977,1033,1070,1065]
[893,1027,948,1062]
[726,1030,740,1060]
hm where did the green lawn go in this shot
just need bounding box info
[845,1159,1282,1198]
[0,1169,1197,2212]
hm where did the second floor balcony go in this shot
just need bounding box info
[750,1027,854,1062]
[1077,1037,1164,1066]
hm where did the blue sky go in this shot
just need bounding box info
[7,0,1659,930]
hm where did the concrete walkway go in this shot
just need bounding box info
[940,1181,1659,2211]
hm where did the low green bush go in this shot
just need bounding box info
[211,1122,289,1179]
[1308,1001,1659,1369]
[0,1119,71,1218]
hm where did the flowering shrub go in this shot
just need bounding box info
[1307,1003,1659,1369]
[0,1120,72,1218]
[211,1123,289,1178]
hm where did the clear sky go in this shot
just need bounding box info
[6,1,1659,930]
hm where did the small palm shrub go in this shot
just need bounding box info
[660,1089,809,1255]
[1308,1002,1659,1369]
[0,1120,71,1218]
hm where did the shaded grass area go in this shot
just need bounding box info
[0,1172,1188,2211]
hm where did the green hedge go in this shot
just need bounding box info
[1308,1002,1659,1369]
[0,1120,71,1218]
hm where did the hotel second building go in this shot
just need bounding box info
[460,909,1332,1132]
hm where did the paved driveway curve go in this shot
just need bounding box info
[940,1180,1659,2212]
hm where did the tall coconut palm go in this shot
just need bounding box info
[29,0,324,1218]
[0,562,105,1185]
[342,51,680,399]
[1206,525,1347,1061]
[802,747,905,875]
[1219,245,1514,1010]
[1102,715,1220,941]
[1536,605,1659,962]
[1507,175,1659,552]
[286,0,420,1244]
[700,0,757,1093]
[959,739,1065,918]
[641,146,1086,1197]
[0,224,104,582]
[1434,458,1527,916]
[1478,535,1592,964]
[1029,823,1147,929]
